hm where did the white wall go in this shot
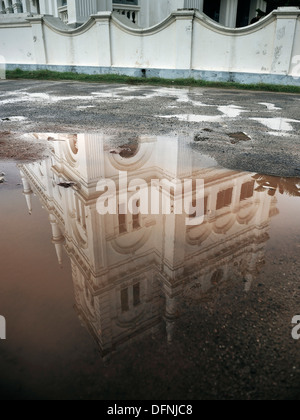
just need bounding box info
[0,7,299,84]
[110,19,177,68]
[43,23,101,65]
[192,17,277,73]
[0,23,35,64]
[290,17,300,77]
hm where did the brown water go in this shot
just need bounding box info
[1,134,300,400]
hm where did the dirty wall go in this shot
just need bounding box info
[0,8,299,85]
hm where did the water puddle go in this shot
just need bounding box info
[1,133,300,400]
[0,86,207,107]
[158,105,245,123]
[0,116,28,122]
[217,105,245,118]
[159,114,223,123]
[228,132,252,144]
[251,117,300,132]
[258,103,282,112]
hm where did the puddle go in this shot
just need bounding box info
[258,103,282,111]
[217,105,244,118]
[159,114,222,123]
[1,133,300,400]
[251,117,300,132]
[76,106,96,110]
[0,86,208,107]
[0,116,27,122]
[267,131,294,138]
[228,132,252,144]
[159,105,245,124]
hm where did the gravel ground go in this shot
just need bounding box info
[0,79,300,176]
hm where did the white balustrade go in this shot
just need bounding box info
[113,6,139,24]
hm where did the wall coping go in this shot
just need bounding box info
[0,7,299,36]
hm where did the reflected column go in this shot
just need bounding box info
[49,213,65,266]
[164,294,179,344]
[21,174,33,215]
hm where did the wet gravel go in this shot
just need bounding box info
[88,237,300,401]
[0,80,299,176]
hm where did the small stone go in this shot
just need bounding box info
[194,134,208,142]
[57,182,76,189]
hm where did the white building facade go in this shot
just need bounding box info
[0,0,267,28]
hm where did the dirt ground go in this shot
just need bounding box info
[0,131,49,161]
[0,79,300,175]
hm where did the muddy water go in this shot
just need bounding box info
[1,134,300,400]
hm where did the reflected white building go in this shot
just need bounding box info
[19,133,278,360]
[1,0,267,28]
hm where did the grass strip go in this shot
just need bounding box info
[5,68,300,94]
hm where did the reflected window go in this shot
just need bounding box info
[121,283,141,312]
[211,269,224,285]
[133,283,141,307]
[121,288,129,313]
[240,180,255,201]
[132,200,141,230]
[216,188,233,210]
[118,203,127,234]
[133,213,140,230]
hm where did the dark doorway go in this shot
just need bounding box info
[203,0,221,22]
[236,0,251,27]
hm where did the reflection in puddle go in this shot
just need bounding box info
[159,114,222,123]
[0,86,206,107]
[15,133,299,362]
[159,105,244,124]
[1,133,300,399]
